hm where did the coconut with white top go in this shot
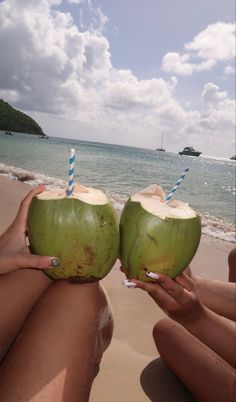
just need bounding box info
[119,184,201,281]
[28,183,119,282]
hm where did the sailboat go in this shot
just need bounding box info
[156,131,165,152]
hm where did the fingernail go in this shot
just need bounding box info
[122,279,137,288]
[50,258,61,268]
[146,272,160,280]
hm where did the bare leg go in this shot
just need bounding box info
[153,318,236,402]
[0,281,113,402]
[0,269,52,361]
[228,247,236,283]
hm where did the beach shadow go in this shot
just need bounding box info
[140,358,195,402]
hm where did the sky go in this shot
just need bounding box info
[0,0,235,157]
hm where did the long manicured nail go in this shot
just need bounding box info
[122,279,137,288]
[50,258,61,268]
[146,272,160,280]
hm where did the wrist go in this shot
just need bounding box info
[174,303,207,329]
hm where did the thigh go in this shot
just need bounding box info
[153,318,236,402]
[228,247,236,282]
[0,281,113,402]
[0,269,51,361]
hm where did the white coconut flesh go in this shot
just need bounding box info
[131,184,197,219]
[36,183,109,205]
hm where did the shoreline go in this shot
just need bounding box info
[0,175,233,401]
[0,165,235,244]
[0,174,232,256]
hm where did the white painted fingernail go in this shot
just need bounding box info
[122,279,137,288]
[146,272,160,280]
[125,282,137,288]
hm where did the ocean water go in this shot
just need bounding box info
[0,131,235,242]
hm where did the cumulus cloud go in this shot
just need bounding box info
[162,53,194,76]
[162,22,235,76]
[200,83,235,132]
[224,65,235,75]
[185,22,235,61]
[0,0,235,156]
[67,0,83,4]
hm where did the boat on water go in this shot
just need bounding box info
[156,131,165,152]
[38,134,49,139]
[179,147,202,157]
[230,155,236,160]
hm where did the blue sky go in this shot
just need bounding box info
[0,0,235,156]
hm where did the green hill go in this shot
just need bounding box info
[0,99,43,135]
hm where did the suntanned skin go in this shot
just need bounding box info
[0,185,58,274]
[228,247,236,282]
[0,186,113,402]
[192,274,236,321]
[0,281,113,402]
[0,185,56,360]
[153,318,235,402]
[129,250,236,402]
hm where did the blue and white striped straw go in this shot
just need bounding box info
[67,148,75,197]
[165,168,189,203]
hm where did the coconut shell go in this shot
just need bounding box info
[28,197,119,282]
[120,199,201,280]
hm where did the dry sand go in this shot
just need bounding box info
[0,176,233,402]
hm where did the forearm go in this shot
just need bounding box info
[177,306,236,368]
[193,275,236,321]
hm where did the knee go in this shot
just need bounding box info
[153,318,176,353]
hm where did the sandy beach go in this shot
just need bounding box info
[0,176,233,402]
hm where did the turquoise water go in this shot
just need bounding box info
[0,131,235,242]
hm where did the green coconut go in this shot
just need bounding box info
[120,185,201,281]
[28,183,119,283]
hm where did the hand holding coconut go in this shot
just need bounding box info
[125,271,205,325]
[0,185,60,274]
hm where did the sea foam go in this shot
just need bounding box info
[0,162,235,244]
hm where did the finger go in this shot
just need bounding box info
[157,274,186,302]
[122,279,137,288]
[14,185,46,229]
[0,253,60,274]
[175,272,195,292]
[129,279,176,311]
[18,254,61,270]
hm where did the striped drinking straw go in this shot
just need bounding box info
[67,148,75,197]
[165,168,189,203]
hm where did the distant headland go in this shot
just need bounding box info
[0,99,44,136]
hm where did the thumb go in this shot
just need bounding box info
[0,253,60,274]
[18,254,61,270]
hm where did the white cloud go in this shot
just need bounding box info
[200,84,235,135]
[0,0,235,156]
[201,82,228,105]
[67,0,83,4]
[162,22,235,76]
[224,65,235,75]
[185,22,235,61]
[162,53,193,75]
